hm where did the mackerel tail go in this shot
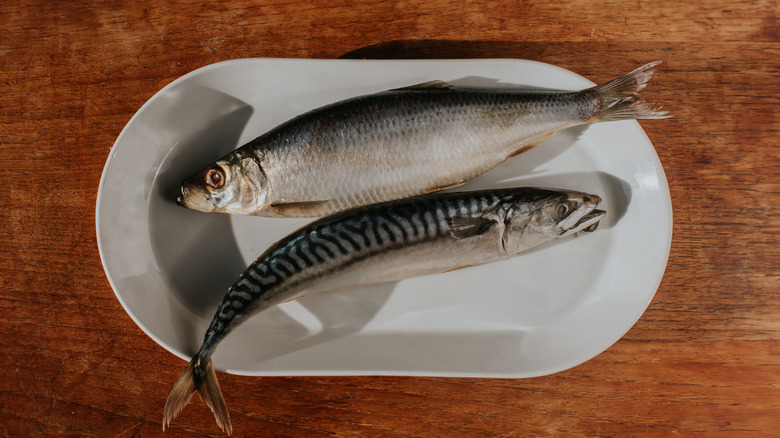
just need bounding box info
[163,187,606,433]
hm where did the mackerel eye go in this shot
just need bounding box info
[206,168,225,189]
[556,203,570,219]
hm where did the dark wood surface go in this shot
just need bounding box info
[2,1,778,436]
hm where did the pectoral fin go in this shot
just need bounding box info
[447,216,497,239]
[270,200,331,216]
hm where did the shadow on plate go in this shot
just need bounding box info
[149,86,254,320]
[231,326,544,376]
[218,282,398,369]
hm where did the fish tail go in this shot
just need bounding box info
[163,355,232,434]
[591,61,671,121]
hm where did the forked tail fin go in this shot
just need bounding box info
[591,61,671,121]
[163,355,232,434]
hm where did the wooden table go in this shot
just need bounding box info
[2,1,778,436]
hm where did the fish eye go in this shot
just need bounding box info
[206,168,225,189]
[556,203,570,219]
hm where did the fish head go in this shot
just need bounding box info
[501,190,606,254]
[177,150,269,215]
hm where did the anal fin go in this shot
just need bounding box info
[423,180,465,194]
[507,132,557,158]
[445,263,475,273]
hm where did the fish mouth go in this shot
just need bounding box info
[560,208,606,237]
[176,185,187,207]
[176,184,214,212]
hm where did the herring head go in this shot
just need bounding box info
[501,189,606,254]
[177,150,269,215]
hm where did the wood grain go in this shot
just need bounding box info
[1,0,778,436]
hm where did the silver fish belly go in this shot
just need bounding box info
[178,62,668,217]
[163,187,606,433]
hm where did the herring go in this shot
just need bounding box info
[177,62,667,218]
[163,187,606,433]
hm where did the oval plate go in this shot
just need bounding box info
[96,59,672,377]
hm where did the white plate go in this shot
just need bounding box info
[96,59,671,377]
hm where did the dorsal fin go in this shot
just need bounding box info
[393,80,454,91]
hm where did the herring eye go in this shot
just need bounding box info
[556,203,570,219]
[206,168,225,189]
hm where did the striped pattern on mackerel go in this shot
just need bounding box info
[163,187,606,434]
[213,189,531,333]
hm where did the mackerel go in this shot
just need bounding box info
[163,187,606,433]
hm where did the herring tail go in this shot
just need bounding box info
[591,61,671,121]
